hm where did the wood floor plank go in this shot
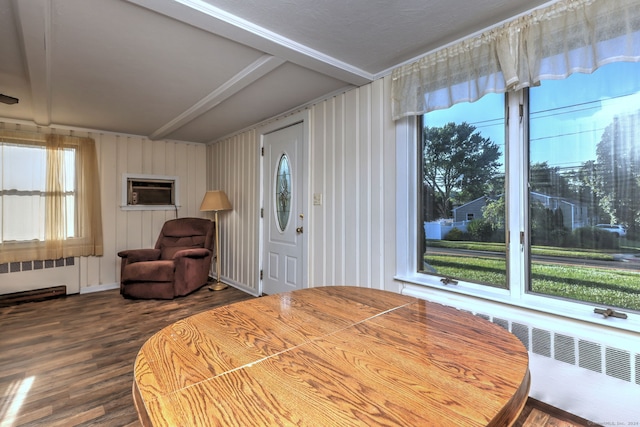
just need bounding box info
[0,285,597,426]
[1,286,254,426]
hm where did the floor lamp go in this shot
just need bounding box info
[200,190,232,291]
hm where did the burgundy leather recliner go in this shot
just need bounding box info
[117,217,215,299]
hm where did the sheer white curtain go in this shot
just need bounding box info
[0,130,103,263]
[391,0,640,120]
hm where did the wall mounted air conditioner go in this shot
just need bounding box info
[121,174,179,210]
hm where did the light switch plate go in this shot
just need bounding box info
[313,193,322,205]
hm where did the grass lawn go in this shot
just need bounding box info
[428,239,618,261]
[424,242,640,311]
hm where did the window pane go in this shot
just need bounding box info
[0,144,77,243]
[275,154,291,232]
[65,194,75,239]
[2,195,45,241]
[1,145,46,242]
[3,144,46,191]
[64,148,75,192]
[529,62,640,311]
[420,93,507,289]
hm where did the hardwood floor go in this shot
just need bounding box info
[0,286,598,426]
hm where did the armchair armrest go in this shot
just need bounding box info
[117,248,162,263]
[172,248,211,259]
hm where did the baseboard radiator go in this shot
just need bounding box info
[401,284,640,422]
[475,310,640,423]
[472,312,639,386]
[0,285,67,307]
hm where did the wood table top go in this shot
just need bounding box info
[133,286,530,426]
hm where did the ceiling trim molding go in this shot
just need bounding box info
[150,54,286,140]
[12,0,52,126]
[125,0,373,86]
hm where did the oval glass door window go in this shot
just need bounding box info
[275,154,292,232]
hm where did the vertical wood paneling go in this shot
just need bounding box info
[174,139,189,222]
[307,78,394,291]
[126,137,145,248]
[115,134,130,281]
[205,75,397,295]
[334,95,346,285]
[206,130,259,294]
[232,135,241,282]
[371,79,386,290]
[324,99,335,285]
[142,139,153,174]
[310,102,326,286]
[109,137,206,290]
[94,132,116,286]
[359,85,372,288]
[343,89,359,286]
[150,139,167,230]
[185,144,197,217]
[381,77,397,291]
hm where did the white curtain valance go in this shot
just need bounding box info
[391,0,640,120]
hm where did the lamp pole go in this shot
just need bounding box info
[210,210,227,291]
[200,190,232,291]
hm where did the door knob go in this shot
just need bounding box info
[296,226,303,234]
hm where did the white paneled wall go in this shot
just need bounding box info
[0,121,206,295]
[206,129,261,294]
[107,133,206,292]
[208,76,398,294]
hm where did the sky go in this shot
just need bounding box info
[422,61,640,172]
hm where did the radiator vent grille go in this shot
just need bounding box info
[532,328,551,358]
[511,322,530,351]
[493,317,509,330]
[606,348,631,382]
[579,340,602,373]
[478,313,640,387]
[554,333,576,365]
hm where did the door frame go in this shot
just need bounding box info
[257,110,310,295]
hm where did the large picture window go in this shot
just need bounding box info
[418,61,640,313]
[394,0,640,328]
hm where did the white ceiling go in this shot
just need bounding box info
[0,0,549,143]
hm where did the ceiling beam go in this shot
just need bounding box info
[149,54,286,140]
[125,0,373,87]
[12,0,52,126]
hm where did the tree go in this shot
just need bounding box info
[530,162,575,199]
[423,122,501,218]
[575,160,604,221]
[587,112,640,230]
[482,196,505,231]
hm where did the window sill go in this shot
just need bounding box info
[394,274,640,336]
[120,204,181,211]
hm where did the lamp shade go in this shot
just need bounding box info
[200,190,232,212]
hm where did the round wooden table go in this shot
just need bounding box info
[133,286,530,426]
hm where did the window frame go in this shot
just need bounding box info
[395,90,640,333]
[0,131,103,264]
[0,142,78,244]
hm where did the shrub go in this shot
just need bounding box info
[467,219,494,241]
[549,228,571,247]
[573,227,619,250]
[444,227,465,241]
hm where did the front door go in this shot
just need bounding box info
[262,121,306,295]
